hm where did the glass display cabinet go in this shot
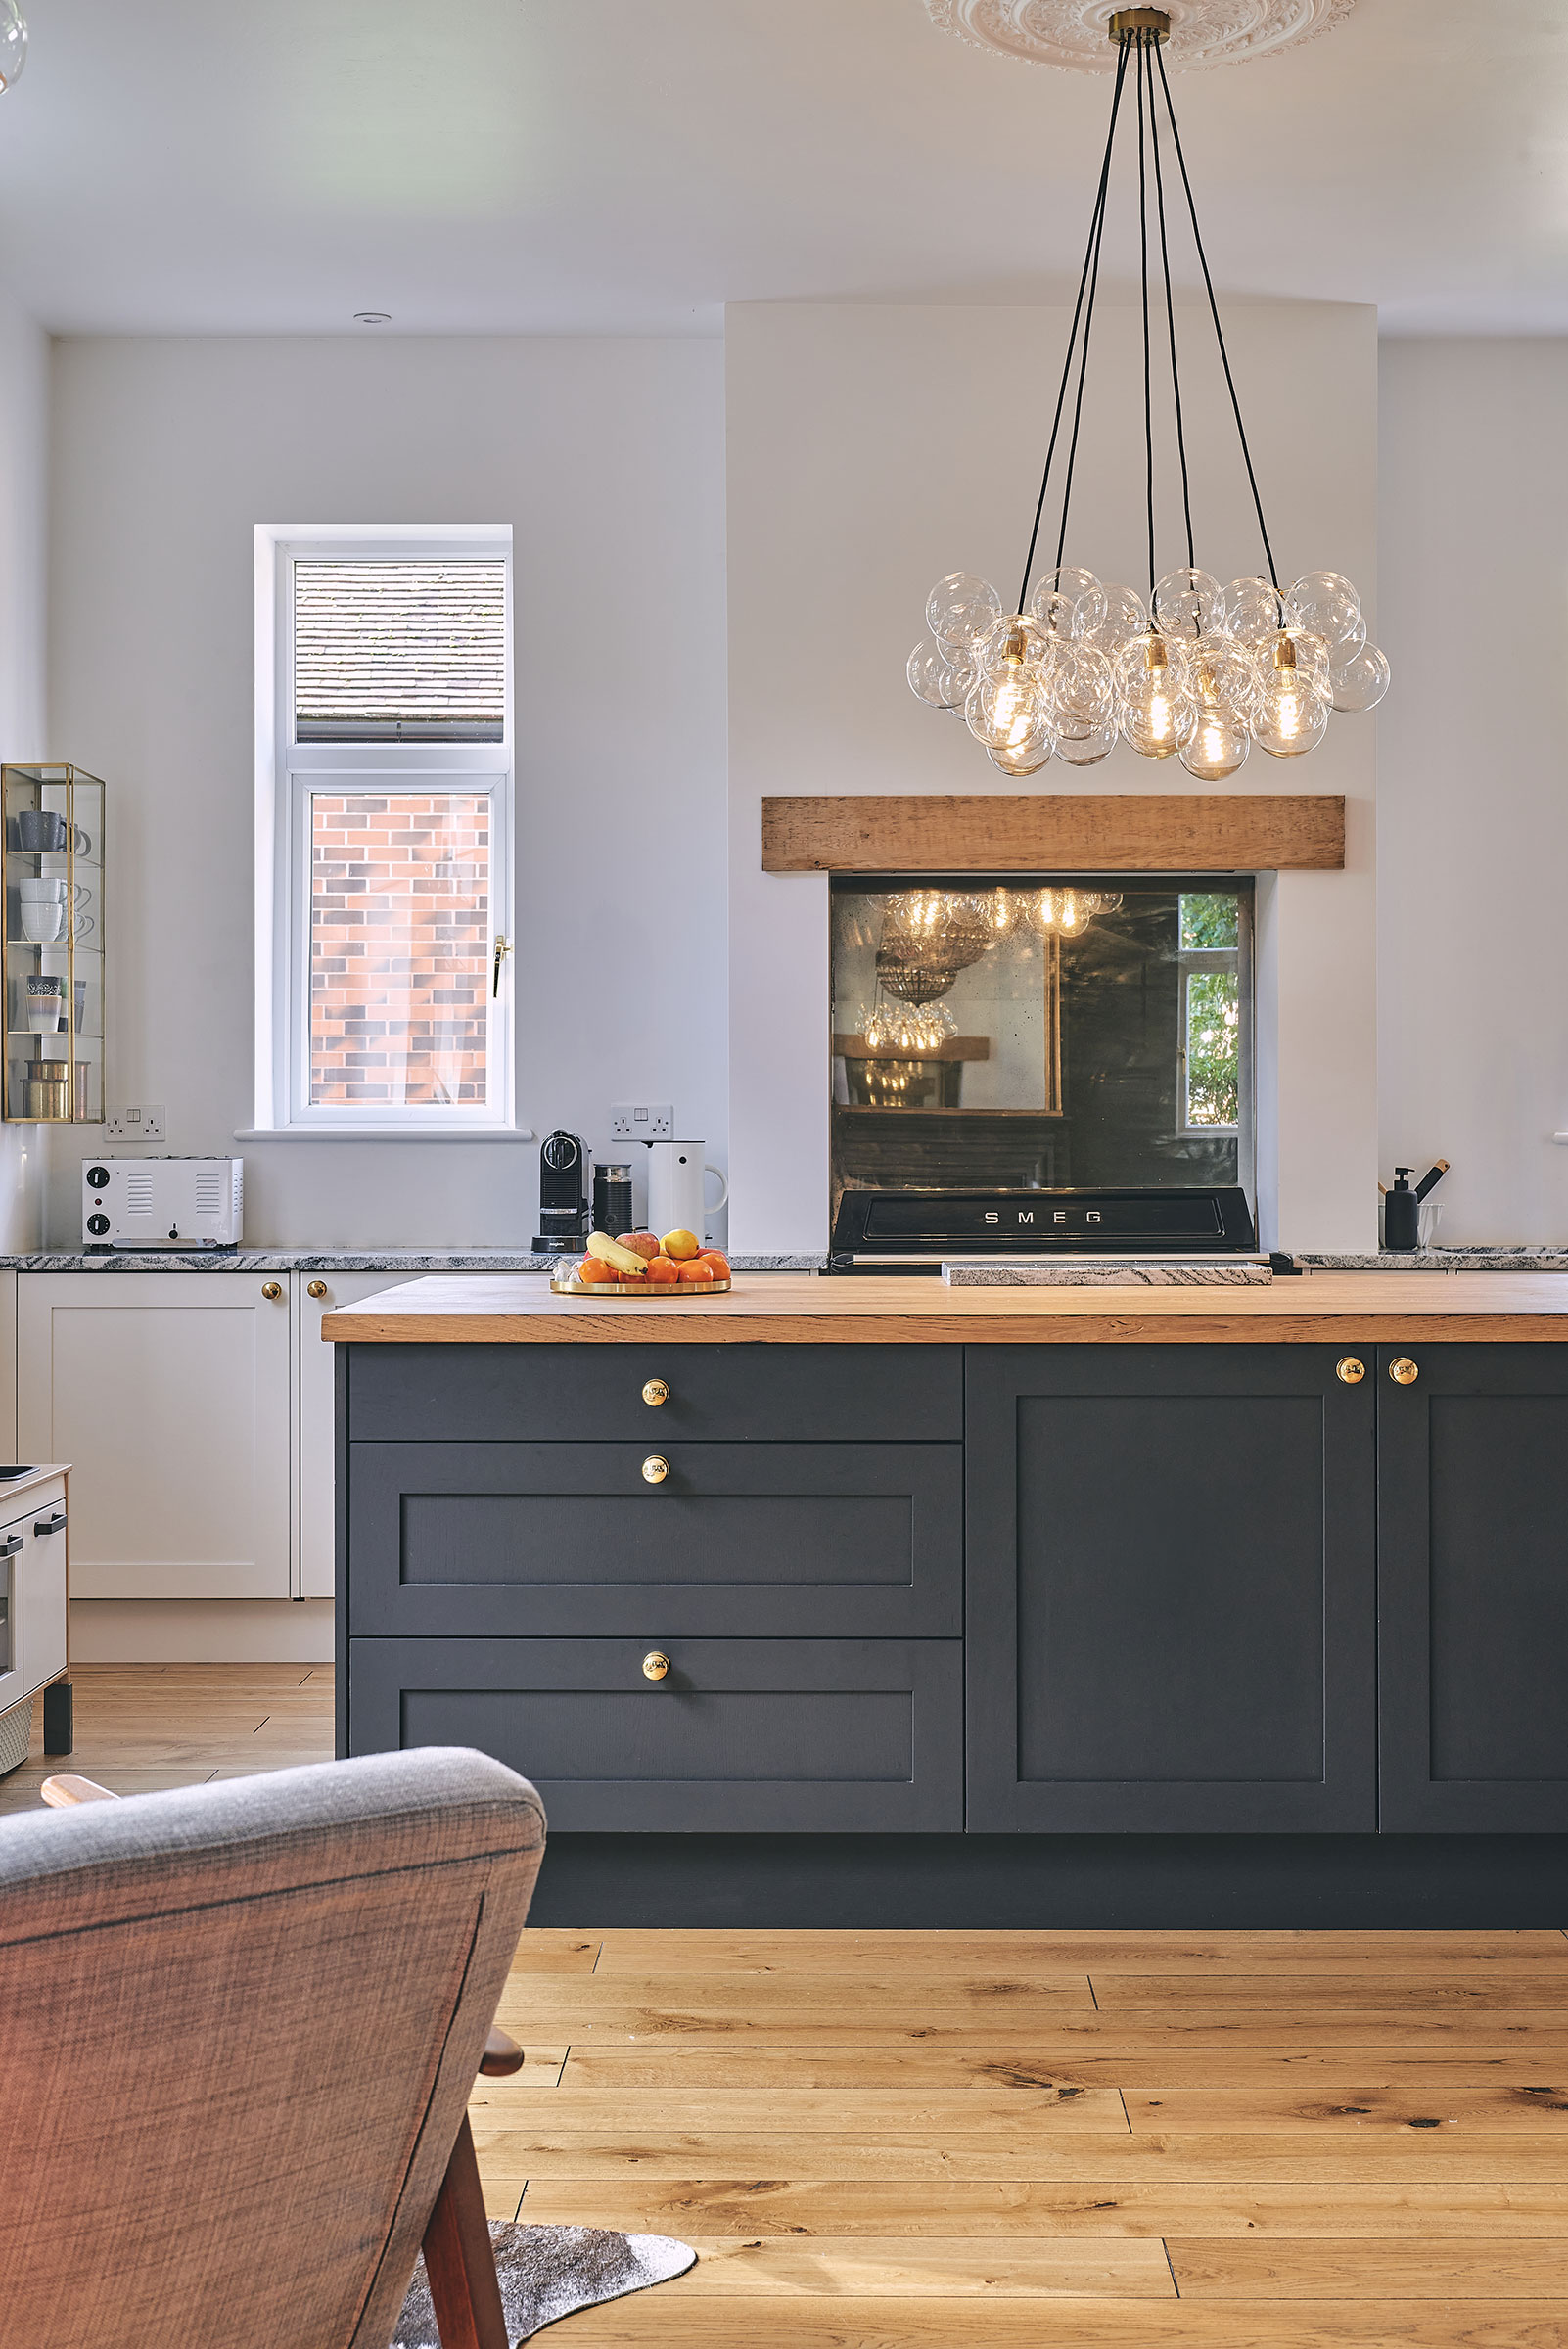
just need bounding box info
[1,764,104,1124]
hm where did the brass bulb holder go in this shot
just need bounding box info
[1144,633,1169,670]
[1109,8,1171,40]
[1272,632,1298,671]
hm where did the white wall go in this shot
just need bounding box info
[0,287,50,1250]
[1378,340,1568,1244]
[726,301,1380,1255]
[45,336,727,1247]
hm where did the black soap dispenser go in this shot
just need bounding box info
[1383,1161,1449,1252]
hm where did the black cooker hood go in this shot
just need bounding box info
[829,1184,1258,1272]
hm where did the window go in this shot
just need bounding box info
[1178,892,1242,1133]
[254,528,515,1134]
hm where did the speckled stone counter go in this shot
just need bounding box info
[0,1249,829,1273]
[1300,1249,1568,1271]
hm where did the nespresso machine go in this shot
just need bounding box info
[533,1130,590,1254]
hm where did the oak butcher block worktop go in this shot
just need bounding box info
[322,1267,1568,1345]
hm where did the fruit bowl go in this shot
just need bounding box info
[550,1270,732,1298]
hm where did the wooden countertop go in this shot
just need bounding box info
[321,1270,1568,1345]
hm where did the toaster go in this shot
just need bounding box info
[82,1157,244,1249]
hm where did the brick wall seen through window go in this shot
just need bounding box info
[309,793,491,1107]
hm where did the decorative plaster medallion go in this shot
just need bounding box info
[925,0,1360,72]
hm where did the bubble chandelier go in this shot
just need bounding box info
[907,7,1388,778]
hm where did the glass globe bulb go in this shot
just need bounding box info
[1029,566,1108,641]
[907,638,950,706]
[937,652,978,710]
[1329,641,1391,714]
[1253,638,1330,757]
[0,2,25,92]
[1189,634,1263,726]
[1044,643,1115,732]
[1225,575,1288,646]
[1180,702,1251,779]
[1116,632,1195,758]
[1283,627,1332,695]
[926,572,1002,650]
[1152,567,1225,641]
[966,660,1051,755]
[1053,714,1118,767]
[1286,571,1364,658]
[1081,581,1148,657]
[988,737,1054,776]
[979,613,1056,675]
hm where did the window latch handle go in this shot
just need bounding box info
[492,935,512,998]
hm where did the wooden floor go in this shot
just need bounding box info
[9,1668,1568,2343]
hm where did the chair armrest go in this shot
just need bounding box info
[41,1774,118,1807]
[480,2026,523,2078]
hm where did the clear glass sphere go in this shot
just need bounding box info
[988,735,1055,776]
[1225,575,1288,646]
[936,655,977,709]
[0,2,25,92]
[1045,643,1115,730]
[1118,638,1197,758]
[1152,567,1225,641]
[979,613,1057,674]
[1283,627,1332,694]
[1081,581,1148,656]
[965,667,1051,754]
[1053,714,1118,767]
[1328,641,1391,714]
[926,571,1002,649]
[1253,674,1330,758]
[1180,706,1252,779]
[1029,566,1108,641]
[1113,629,1191,701]
[1189,634,1263,725]
[907,638,950,706]
[1286,571,1363,656]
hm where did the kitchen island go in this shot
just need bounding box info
[327,1272,1568,1925]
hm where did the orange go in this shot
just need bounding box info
[645,1256,679,1285]
[697,1250,730,1280]
[661,1227,701,1262]
[677,1259,715,1285]
[576,1258,617,1285]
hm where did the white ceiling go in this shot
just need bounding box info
[0,0,1562,337]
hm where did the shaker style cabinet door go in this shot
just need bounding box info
[298,1272,423,1599]
[17,1273,295,1599]
[1378,1344,1568,1831]
[966,1345,1377,1832]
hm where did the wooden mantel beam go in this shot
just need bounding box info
[761,793,1345,874]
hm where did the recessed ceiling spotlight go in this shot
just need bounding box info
[0,0,28,93]
[353,311,392,326]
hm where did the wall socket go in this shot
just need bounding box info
[103,1104,165,1142]
[609,1101,673,1141]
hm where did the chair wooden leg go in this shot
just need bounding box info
[421,2111,509,2349]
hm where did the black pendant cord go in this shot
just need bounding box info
[1147,40,1194,581]
[1015,33,1131,616]
[1135,33,1155,601]
[1152,35,1280,592]
[1050,42,1127,579]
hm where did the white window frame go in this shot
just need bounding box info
[1176,889,1253,1144]
[253,525,521,1138]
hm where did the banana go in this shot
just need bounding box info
[585,1230,648,1276]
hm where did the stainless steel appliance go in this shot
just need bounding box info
[82,1157,243,1249]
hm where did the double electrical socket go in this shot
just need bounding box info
[103,1104,165,1142]
[609,1101,673,1141]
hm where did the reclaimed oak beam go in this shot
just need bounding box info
[761,793,1345,874]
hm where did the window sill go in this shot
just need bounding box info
[235,1127,536,1144]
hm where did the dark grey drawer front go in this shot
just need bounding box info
[348,1637,963,1830]
[345,1341,962,1444]
[347,1442,961,1637]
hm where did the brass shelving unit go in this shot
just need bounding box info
[1,764,105,1124]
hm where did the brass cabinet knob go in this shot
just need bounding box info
[260,1281,283,1301]
[306,1280,328,1300]
[642,1650,671,1681]
[641,1454,669,1485]
[1335,1356,1365,1385]
[642,1378,669,1407]
[1390,1357,1420,1385]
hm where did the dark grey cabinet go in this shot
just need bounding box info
[346,1440,961,1638]
[965,1346,1377,1832]
[1378,1344,1568,1832]
[348,1635,963,1831]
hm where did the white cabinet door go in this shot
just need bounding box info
[297,1272,419,1599]
[18,1273,295,1599]
[20,1478,68,1692]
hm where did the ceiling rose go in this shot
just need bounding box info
[925,0,1359,72]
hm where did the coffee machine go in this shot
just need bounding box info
[533,1130,590,1254]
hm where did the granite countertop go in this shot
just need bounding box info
[0,1249,829,1273]
[1299,1250,1568,1271]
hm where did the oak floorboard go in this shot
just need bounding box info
[558,2046,1568,2091]
[1123,2088,1568,2133]
[1091,1976,1568,2011]
[514,2014,1568,2051]
[1170,2238,1568,2297]
[661,2236,1176,2297]
[590,1930,1568,1975]
[469,2085,1128,2133]
[510,2178,1568,2239]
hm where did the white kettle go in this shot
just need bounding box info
[644,1140,728,1240]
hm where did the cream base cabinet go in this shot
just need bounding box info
[298,1273,419,1599]
[18,1273,295,1599]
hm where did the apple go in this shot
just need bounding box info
[617,1230,661,1262]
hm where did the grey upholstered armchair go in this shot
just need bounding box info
[0,1747,546,2349]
